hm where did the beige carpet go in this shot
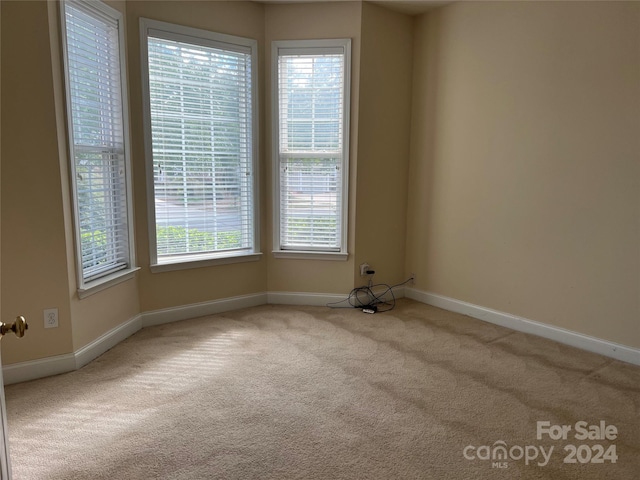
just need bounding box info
[4,299,640,479]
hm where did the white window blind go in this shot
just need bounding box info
[275,41,350,254]
[144,26,256,262]
[62,1,133,284]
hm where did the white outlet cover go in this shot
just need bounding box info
[43,308,59,329]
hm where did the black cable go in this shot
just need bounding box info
[326,276,414,313]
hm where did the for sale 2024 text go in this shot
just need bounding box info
[537,420,618,465]
[463,420,618,468]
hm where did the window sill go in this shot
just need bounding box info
[151,252,262,273]
[78,267,140,299]
[272,250,348,261]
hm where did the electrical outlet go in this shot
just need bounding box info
[360,263,370,276]
[44,308,59,329]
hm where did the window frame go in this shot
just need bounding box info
[271,39,351,261]
[60,0,138,297]
[139,18,261,272]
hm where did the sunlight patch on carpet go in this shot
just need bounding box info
[119,331,245,392]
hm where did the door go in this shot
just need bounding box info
[0,345,7,480]
[0,320,29,478]
[0,5,28,474]
[0,2,6,473]
[0,2,5,476]
[0,1,5,476]
[0,317,28,479]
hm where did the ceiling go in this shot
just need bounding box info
[254,1,454,16]
[369,1,453,15]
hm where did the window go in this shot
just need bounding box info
[140,19,259,270]
[272,39,351,259]
[61,0,136,293]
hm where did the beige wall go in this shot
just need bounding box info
[1,1,75,363]
[407,1,640,348]
[265,1,362,294]
[1,0,141,364]
[355,2,412,287]
[124,1,268,311]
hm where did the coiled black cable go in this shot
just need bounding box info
[327,276,414,313]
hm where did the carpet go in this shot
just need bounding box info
[5,299,640,479]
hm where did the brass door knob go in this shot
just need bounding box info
[0,316,28,338]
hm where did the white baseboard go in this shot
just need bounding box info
[3,294,268,386]
[3,315,144,386]
[267,285,406,307]
[3,290,350,384]
[405,287,640,367]
[74,314,143,370]
[267,291,348,307]
[141,292,267,328]
[2,353,76,386]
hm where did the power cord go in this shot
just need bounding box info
[327,276,414,313]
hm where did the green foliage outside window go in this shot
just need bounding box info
[156,226,242,255]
